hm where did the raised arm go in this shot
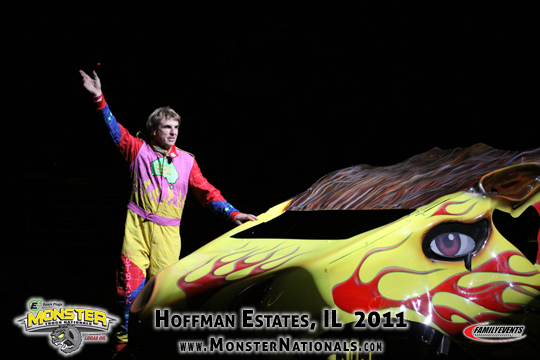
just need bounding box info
[80,70,102,97]
[79,70,143,162]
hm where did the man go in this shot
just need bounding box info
[79,70,258,354]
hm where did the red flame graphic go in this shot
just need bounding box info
[332,240,540,335]
[534,201,540,265]
[431,200,477,217]
[177,243,309,297]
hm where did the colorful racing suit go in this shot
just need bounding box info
[94,95,241,344]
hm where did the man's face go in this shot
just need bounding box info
[152,118,179,150]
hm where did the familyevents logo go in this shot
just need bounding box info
[463,323,526,343]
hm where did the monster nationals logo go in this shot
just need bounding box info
[14,299,117,356]
[463,323,526,343]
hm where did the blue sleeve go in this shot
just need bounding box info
[206,201,239,220]
[99,104,121,145]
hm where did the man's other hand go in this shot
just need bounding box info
[233,213,259,225]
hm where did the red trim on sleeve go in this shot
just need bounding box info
[189,160,226,206]
[93,94,107,110]
[230,211,240,221]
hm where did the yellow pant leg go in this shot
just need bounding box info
[116,210,152,345]
[116,210,181,345]
[147,221,181,278]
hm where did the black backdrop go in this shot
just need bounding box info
[6,1,539,359]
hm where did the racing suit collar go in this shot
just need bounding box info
[152,144,179,158]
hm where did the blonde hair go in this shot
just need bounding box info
[146,107,181,134]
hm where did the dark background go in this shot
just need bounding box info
[5,1,539,358]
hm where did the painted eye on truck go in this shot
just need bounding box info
[430,232,476,258]
[422,220,489,263]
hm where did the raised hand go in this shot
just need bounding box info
[79,70,102,97]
